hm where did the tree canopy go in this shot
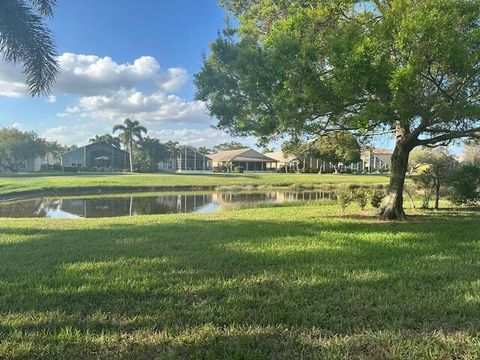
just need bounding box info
[135,136,169,172]
[196,0,480,219]
[0,127,46,172]
[311,132,361,172]
[212,141,246,153]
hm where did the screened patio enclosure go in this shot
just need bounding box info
[159,146,212,172]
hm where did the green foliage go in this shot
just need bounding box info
[448,165,480,205]
[197,1,480,143]
[0,0,58,95]
[354,188,369,211]
[0,127,46,172]
[212,141,246,153]
[234,166,244,173]
[134,136,169,173]
[197,146,211,155]
[409,147,456,209]
[337,189,353,211]
[369,189,385,209]
[311,132,361,171]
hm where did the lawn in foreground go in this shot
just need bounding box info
[0,205,479,359]
[0,172,389,198]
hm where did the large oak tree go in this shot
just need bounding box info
[195,0,480,219]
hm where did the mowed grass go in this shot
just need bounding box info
[0,205,479,359]
[0,172,389,197]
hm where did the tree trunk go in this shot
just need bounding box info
[434,168,441,210]
[380,142,410,220]
[333,163,339,174]
[129,140,134,173]
[172,151,176,172]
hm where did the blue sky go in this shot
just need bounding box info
[0,0,256,147]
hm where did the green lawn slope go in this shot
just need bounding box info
[0,204,478,358]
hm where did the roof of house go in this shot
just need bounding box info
[362,147,393,156]
[60,141,128,157]
[263,151,298,162]
[209,148,277,163]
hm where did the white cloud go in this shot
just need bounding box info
[0,52,190,98]
[47,95,57,103]
[58,89,209,125]
[54,53,160,95]
[11,122,26,129]
[42,122,111,146]
[156,67,188,92]
[149,128,257,148]
[0,62,27,97]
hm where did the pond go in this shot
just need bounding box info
[0,190,337,218]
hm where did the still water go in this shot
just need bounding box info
[0,190,336,218]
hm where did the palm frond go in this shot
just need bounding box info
[136,126,148,134]
[0,0,58,96]
[113,125,126,133]
[28,0,57,18]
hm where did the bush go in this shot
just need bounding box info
[234,166,244,173]
[337,189,353,211]
[369,189,385,209]
[354,188,369,210]
[448,165,480,205]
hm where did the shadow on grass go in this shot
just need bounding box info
[0,213,479,357]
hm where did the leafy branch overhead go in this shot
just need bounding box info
[0,0,58,95]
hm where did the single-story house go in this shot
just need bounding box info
[209,148,277,172]
[0,152,61,172]
[60,141,129,171]
[158,146,212,173]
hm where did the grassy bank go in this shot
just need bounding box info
[0,204,479,358]
[0,173,389,198]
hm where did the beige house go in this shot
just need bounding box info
[361,147,392,172]
[263,151,299,172]
[209,148,277,172]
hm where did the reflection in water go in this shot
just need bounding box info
[0,191,336,218]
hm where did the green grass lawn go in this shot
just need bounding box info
[0,172,389,198]
[0,204,479,359]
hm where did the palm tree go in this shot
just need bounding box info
[0,0,58,95]
[165,141,180,172]
[89,134,121,148]
[113,119,147,172]
[44,140,63,167]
